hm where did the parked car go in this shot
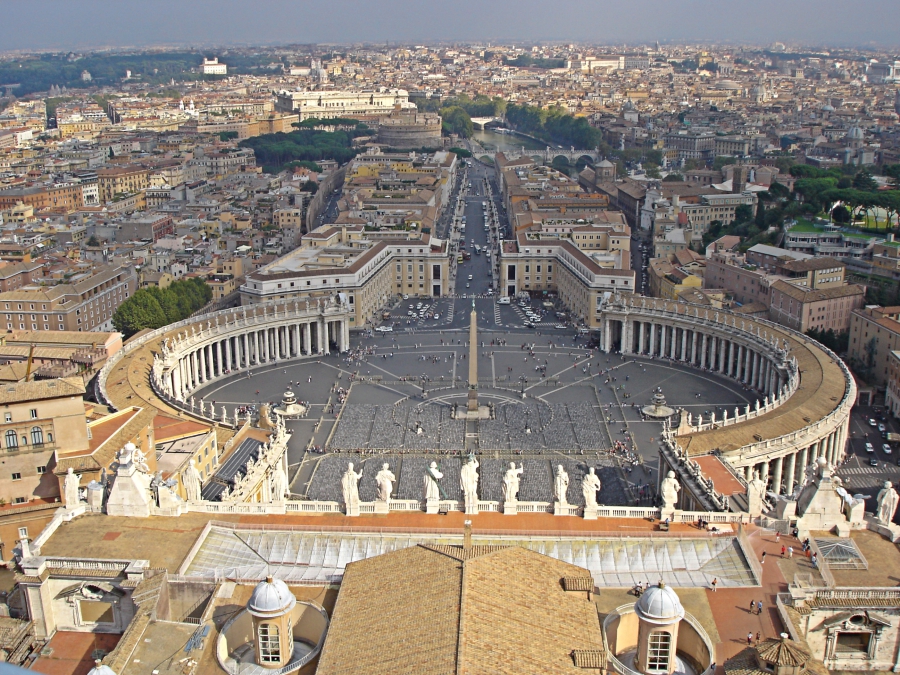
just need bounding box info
[869,418,878,426]
[865,442,875,453]
[884,444,893,454]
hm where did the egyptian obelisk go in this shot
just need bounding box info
[467,299,479,412]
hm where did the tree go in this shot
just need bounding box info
[662,173,684,182]
[112,291,167,337]
[853,168,878,192]
[734,204,754,223]
[440,106,473,138]
[831,204,851,223]
[449,147,473,158]
[884,164,900,188]
[86,235,100,247]
[645,163,661,179]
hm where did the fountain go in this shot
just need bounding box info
[274,390,308,419]
[642,388,675,419]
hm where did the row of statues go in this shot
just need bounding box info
[339,459,607,509]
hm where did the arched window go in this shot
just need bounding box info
[647,631,672,672]
[5,430,17,449]
[258,623,280,663]
[31,427,43,446]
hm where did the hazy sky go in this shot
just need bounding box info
[1,0,898,51]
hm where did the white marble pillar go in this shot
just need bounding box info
[649,322,656,356]
[305,322,312,355]
[293,323,301,356]
[785,452,797,495]
[343,319,350,352]
[761,459,770,487]
[728,341,735,377]
[253,331,260,364]
[216,341,223,377]
[680,328,688,361]
[243,333,250,367]
[797,446,809,482]
[700,333,708,368]
[660,324,667,358]
[691,331,698,365]
[638,321,645,354]
[225,338,232,371]
[772,455,783,495]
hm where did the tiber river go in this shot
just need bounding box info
[470,128,547,154]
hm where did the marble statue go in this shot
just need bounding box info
[183,459,202,502]
[375,463,396,503]
[582,467,602,508]
[424,461,443,501]
[661,470,681,511]
[270,463,288,501]
[554,465,569,505]
[877,481,900,526]
[341,463,363,510]
[747,470,767,517]
[460,455,479,512]
[133,446,150,473]
[502,462,524,503]
[64,467,81,507]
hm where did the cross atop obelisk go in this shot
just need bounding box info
[467,299,479,412]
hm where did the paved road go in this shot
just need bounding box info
[836,405,900,514]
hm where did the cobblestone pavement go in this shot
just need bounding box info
[194,323,754,504]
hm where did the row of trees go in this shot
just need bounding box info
[791,165,900,227]
[112,278,212,338]
[505,104,603,149]
[238,120,370,173]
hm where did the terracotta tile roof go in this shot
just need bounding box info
[316,545,604,675]
[0,376,84,404]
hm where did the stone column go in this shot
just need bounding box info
[623,319,634,354]
[719,338,727,373]
[751,352,759,389]
[225,337,232,371]
[761,459,770,487]
[243,333,250,367]
[216,340,223,377]
[305,322,312,355]
[603,319,611,353]
[772,455,783,495]
[797,446,809,483]
[253,331,260,364]
[728,341,735,377]
[293,323,301,356]
[660,324,667,359]
[827,431,837,466]
[785,452,797,495]
[680,328,688,361]
[744,465,752,482]
[343,319,350,352]
[197,349,206,384]
[691,331,698,365]
[649,322,656,356]
[700,333,708,368]
[743,346,751,383]
[638,321,645,354]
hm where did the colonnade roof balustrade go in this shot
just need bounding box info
[606,295,853,458]
[97,299,351,448]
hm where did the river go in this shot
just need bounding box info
[470,128,547,154]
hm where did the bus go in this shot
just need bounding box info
[457,254,464,263]
[474,245,481,255]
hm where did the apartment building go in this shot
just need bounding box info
[768,281,865,333]
[240,225,450,326]
[96,165,150,203]
[499,232,635,327]
[0,263,137,332]
[0,183,84,212]
[848,306,900,388]
[664,130,716,160]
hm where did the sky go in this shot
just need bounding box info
[1,0,898,51]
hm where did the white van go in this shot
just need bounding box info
[497,297,511,305]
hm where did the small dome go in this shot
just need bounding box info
[822,104,835,112]
[248,576,296,618]
[846,126,864,139]
[715,80,741,91]
[635,582,685,624]
[87,661,117,675]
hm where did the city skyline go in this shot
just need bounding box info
[1,0,899,51]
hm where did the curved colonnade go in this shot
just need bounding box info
[98,298,353,428]
[599,294,855,499]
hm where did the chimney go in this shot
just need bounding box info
[463,520,472,550]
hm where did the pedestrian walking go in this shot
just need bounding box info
[761,551,767,564]
[781,545,786,558]
[775,532,780,543]
[750,599,755,613]
[747,632,753,645]
[788,546,793,559]
[757,600,763,615]
[756,632,761,644]
[711,578,718,592]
